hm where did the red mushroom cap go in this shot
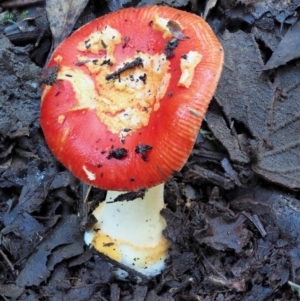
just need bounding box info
[40,6,223,191]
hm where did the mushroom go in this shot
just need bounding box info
[40,6,223,277]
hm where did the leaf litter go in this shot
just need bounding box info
[45,0,89,49]
[264,19,300,70]
[210,27,300,189]
[1,0,300,300]
[231,0,300,24]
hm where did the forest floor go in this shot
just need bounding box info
[1,0,300,300]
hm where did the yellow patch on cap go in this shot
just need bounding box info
[77,25,121,63]
[178,51,202,88]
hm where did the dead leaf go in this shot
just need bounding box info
[221,158,241,186]
[106,0,189,11]
[47,242,84,270]
[253,26,281,52]
[0,36,41,137]
[161,209,189,245]
[16,248,51,287]
[172,252,195,276]
[209,30,300,189]
[42,263,98,301]
[0,198,46,260]
[194,213,251,253]
[189,0,198,12]
[206,106,249,164]
[0,284,25,299]
[138,0,189,8]
[244,284,273,301]
[237,0,299,23]
[107,0,131,11]
[132,285,147,300]
[264,19,300,70]
[167,20,189,40]
[231,187,300,243]
[231,186,300,289]
[214,30,273,142]
[18,176,49,213]
[185,164,236,190]
[46,0,89,49]
[253,60,300,188]
[203,0,218,20]
[0,0,44,8]
[16,215,83,286]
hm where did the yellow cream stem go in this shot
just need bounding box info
[84,184,170,277]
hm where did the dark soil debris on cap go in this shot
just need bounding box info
[107,148,128,159]
[163,38,179,58]
[135,144,153,161]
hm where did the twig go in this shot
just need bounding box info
[0,294,9,301]
[0,249,15,275]
[199,249,227,281]
[242,211,267,237]
[80,183,91,231]
[83,185,92,203]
